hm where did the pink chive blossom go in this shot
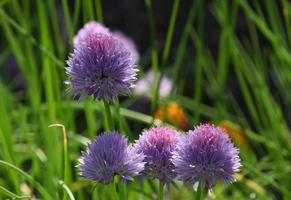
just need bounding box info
[135,127,180,183]
[73,21,110,48]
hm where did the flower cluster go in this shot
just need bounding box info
[68,22,241,190]
[78,124,241,188]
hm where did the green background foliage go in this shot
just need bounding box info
[0,0,290,199]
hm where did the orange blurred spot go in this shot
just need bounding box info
[155,102,189,130]
[219,121,248,148]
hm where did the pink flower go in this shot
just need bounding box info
[134,127,180,182]
[73,21,110,48]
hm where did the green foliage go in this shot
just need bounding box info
[0,0,290,199]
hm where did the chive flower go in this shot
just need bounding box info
[134,127,180,183]
[112,31,140,63]
[66,33,137,102]
[73,21,110,48]
[73,21,139,63]
[77,132,145,184]
[172,124,241,189]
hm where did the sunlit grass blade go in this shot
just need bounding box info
[0,160,53,200]
[0,185,31,200]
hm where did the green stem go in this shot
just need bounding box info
[155,0,180,112]
[103,101,114,131]
[48,124,70,200]
[111,181,119,200]
[172,0,202,90]
[119,182,126,200]
[0,185,31,199]
[113,100,125,134]
[96,0,104,24]
[158,182,164,200]
[144,0,159,116]
[162,0,180,65]
[194,183,202,200]
[84,100,96,138]
[58,181,75,200]
[0,160,53,200]
[61,0,73,40]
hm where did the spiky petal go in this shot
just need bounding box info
[73,21,110,48]
[172,124,241,189]
[66,33,137,102]
[135,127,180,183]
[73,21,139,63]
[77,132,145,184]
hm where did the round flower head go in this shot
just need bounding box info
[135,127,180,183]
[77,132,145,184]
[73,21,110,48]
[73,21,139,64]
[66,33,137,102]
[172,124,241,189]
[112,31,140,63]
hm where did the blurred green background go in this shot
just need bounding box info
[0,0,291,199]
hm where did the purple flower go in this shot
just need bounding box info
[73,21,110,48]
[135,127,180,183]
[112,31,140,63]
[66,33,137,102]
[77,132,145,184]
[73,21,139,63]
[172,124,241,189]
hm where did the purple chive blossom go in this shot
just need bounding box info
[172,124,241,189]
[66,33,137,102]
[77,132,145,184]
[112,31,140,63]
[135,127,180,183]
[73,21,139,63]
[73,21,110,48]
